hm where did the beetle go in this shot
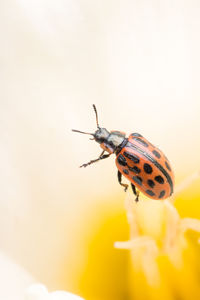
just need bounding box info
[72,105,174,201]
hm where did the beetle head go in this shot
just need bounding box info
[72,105,110,143]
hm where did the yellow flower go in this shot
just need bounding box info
[115,172,200,300]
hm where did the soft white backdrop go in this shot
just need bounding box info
[0,0,200,298]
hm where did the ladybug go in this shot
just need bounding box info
[72,105,174,201]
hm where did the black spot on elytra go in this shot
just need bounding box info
[132,176,142,186]
[123,169,129,175]
[117,154,127,166]
[130,133,143,137]
[165,161,171,171]
[134,138,149,148]
[129,166,141,174]
[155,175,164,184]
[147,179,155,188]
[159,190,166,199]
[146,189,155,196]
[152,150,161,159]
[143,163,153,174]
[124,151,140,163]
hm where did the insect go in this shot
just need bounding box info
[72,105,174,201]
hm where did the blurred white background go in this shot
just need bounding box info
[0,0,200,298]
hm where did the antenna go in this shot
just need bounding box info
[93,104,100,128]
[72,129,94,136]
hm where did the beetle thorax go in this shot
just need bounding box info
[94,128,126,153]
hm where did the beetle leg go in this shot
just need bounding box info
[80,151,110,168]
[131,183,139,202]
[117,170,129,192]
